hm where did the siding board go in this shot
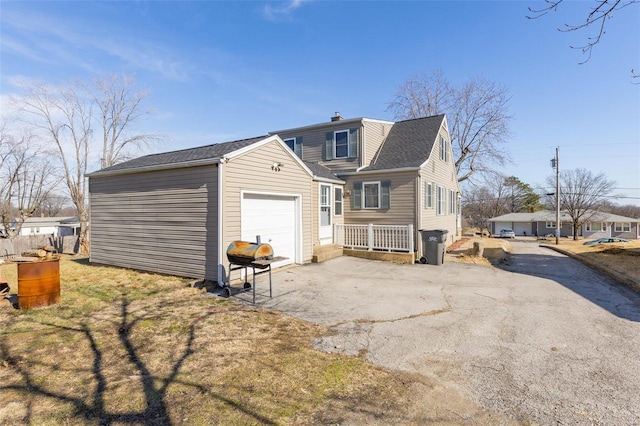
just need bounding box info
[89,165,218,279]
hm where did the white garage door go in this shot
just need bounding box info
[241,193,298,268]
[513,223,531,236]
[494,222,511,235]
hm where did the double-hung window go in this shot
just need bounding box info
[353,181,390,210]
[425,183,433,208]
[334,130,349,158]
[449,190,456,214]
[546,221,556,228]
[325,128,359,160]
[334,187,343,216]
[615,222,630,232]
[284,137,303,158]
[439,136,449,162]
[363,182,380,209]
[586,222,603,231]
[436,186,446,215]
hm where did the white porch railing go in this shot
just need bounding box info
[334,223,414,253]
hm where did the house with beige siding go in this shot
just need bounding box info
[272,113,461,247]
[88,113,460,285]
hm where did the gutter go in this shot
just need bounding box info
[337,166,419,177]
[86,157,223,178]
[314,176,345,184]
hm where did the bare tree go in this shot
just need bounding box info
[545,168,616,240]
[14,75,159,254]
[36,193,73,217]
[599,200,640,218]
[17,80,92,254]
[388,70,512,183]
[527,0,639,70]
[0,125,56,238]
[463,176,511,235]
[92,74,160,168]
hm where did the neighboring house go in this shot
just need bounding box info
[9,216,80,237]
[489,211,640,239]
[87,113,461,284]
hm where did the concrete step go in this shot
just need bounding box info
[312,244,343,263]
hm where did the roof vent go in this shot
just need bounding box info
[331,112,343,122]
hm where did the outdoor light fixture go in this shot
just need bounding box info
[271,161,284,172]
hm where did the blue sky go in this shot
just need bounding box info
[1,1,639,205]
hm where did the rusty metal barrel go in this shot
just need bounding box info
[17,258,60,310]
[226,241,273,265]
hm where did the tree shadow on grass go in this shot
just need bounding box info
[0,296,276,425]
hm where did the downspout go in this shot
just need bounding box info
[360,123,365,170]
[415,169,422,260]
[217,158,226,286]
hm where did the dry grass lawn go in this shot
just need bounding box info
[0,256,512,425]
[13,234,629,424]
[446,236,512,266]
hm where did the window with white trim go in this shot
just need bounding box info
[586,222,603,231]
[436,186,446,215]
[546,221,556,228]
[614,222,630,232]
[439,136,449,162]
[425,182,433,208]
[284,137,303,157]
[449,190,456,214]
[363,182,380,209]
[334,130,349,159]
[334,187,343,216]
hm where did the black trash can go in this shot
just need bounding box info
[419,229,448,265]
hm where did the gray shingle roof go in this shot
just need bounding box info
[304,161,344,183]
[91,136,268,174]
[489,210,640,222]
[362,114,445,171]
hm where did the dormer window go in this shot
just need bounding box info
[284,137,303,158]
[324,128,359,160]
[335,130,349,158]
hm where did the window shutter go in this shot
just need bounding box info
[381,180,391,209]
[324,132,333,161]
[348,128,359,159]
[295,136,303,158]
[353,181,362,210]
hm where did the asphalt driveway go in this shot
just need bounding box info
[252,241,640,424]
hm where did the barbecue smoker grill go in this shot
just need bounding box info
[223,240,287,303]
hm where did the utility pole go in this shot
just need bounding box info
[551,147,560,245]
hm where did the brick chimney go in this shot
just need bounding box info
[331,111,343,122]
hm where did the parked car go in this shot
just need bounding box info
[499,229,515,239]
[583,237,630,246]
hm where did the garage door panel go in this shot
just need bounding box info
[513,223,531,236]
[241,194,297,268]
[495,222,510,235]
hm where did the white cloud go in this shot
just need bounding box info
[262,0,306,22]
[0,7,189,81]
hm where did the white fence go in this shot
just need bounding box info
[334,224,414,253]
